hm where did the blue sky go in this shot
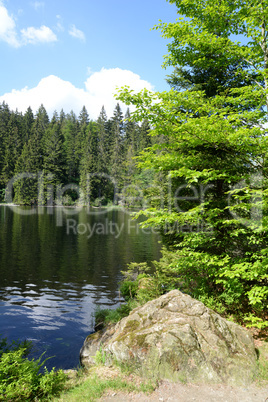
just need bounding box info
[0,0,178,119]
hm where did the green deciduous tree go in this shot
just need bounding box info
[118,0,268,329]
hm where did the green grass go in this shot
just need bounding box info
[53,368,155,402]
[255,341,268,385]
[94,304,133,329]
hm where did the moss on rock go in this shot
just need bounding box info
[80,290,258,385]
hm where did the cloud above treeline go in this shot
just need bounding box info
[21,25,57,45]
[0,68,154,119]
[0,1,85,46]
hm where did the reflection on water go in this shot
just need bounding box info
[0,206,161,369]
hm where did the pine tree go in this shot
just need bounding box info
[13,133,43,205]
[13,105,49,204]
[75,107,91,177]
[79,122,100,205]
[124,108,138,150]
[22,106,34,143]
[41,116,65,204]
[62,111,79,183]
[137,119,151,153]
[94,106,116,203]
[1,111,23,187]
[0,102,11,191]
[109,103,125,195]
[97,106,109,173]
[78,105,89,127]
[35,104,49,133]
[59,109,66,127]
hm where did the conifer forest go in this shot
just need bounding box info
[0,102,152,206]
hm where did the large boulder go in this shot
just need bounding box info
[80,290,257,385]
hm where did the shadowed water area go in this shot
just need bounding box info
[0,206,161,370]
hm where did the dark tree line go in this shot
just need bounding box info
[0,102,152,206]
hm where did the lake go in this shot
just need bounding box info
[0,205,161,370]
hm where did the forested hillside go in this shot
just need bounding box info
[0,102,152,206]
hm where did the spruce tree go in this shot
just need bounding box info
[78,105,89,126]
[79,122,100,205]
[62,111,79,183]
[41,116,65,204]
[1,111,23,187]
[0,102,11,191]
[13,105,49,204]
[97,106,109,173]
[109,103,125,195]
[22,106,34,143]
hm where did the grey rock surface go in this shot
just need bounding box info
[80,290,257,385]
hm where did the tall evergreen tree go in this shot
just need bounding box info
[35,104,49,133]
[13,105,49,204]
[138,119,151,152]
[79,122,100,204]
[59,109,66,127]
[124,108,137,149]
[0,102,11,190]
[109,103,125,193]
[62,111,79,183]
[41,116,65,204]
[97,106,109,173]
[78,105,89,126]
[1,111,23,186]
[0,100,153,206]
[22,106,34,143]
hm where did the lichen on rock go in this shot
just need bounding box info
[80,290,257,385]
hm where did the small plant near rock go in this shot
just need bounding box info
[94,304,132,330]
[94,346,106,365]
[120,280,138,301]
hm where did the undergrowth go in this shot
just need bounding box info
[0,336,67,401]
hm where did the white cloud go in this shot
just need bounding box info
[0,2,57,47]
[0,68,154,119]
[56,15,64,32]
[31,2,45,11]
[21,25,57,44]
[0,3,20,47]
[69,24,85,42]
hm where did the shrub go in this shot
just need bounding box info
[119,280,138,301]
[94,304,132,330]
[0,337,67,401]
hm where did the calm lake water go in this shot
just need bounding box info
[0,205,161,370]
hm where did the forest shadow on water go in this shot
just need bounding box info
[0,205,161,369]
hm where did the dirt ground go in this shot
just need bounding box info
[100,380,268,402]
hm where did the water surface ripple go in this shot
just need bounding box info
[0,206,161,369]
